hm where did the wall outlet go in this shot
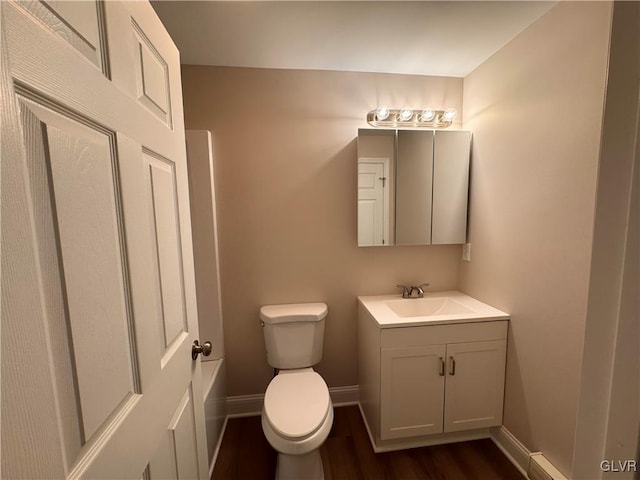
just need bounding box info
[462,243,471,262]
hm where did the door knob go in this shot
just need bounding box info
[192,340,212,360]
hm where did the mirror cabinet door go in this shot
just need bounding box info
[395,130,434,245]
[432,131,471,245]
[357,130,395,246]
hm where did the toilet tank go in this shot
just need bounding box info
[260,303,328,369]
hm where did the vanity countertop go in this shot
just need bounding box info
[358,290,509,328]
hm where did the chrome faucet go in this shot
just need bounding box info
[396,283,430,299]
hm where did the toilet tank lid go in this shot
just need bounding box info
[260,303,328,324]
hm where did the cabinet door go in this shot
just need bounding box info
[395,130,434,245]
[381,345,446,439]
[432,130,471,245]
[444,340,507,432]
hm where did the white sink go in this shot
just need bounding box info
[385,296,474,318]
[358,291,509,327]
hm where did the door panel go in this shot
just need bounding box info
[145,152,188,356]
[148,431,179,480]
[6,95,85,478]
[18,96,145,463]
[147,387,200,480]
[358,198,377,246]
[168,388,200,479]
[14,0,108,72]
[43,110,138,440]
[106,2,178,130]
[132,21,173,127]
[358,161,384,246]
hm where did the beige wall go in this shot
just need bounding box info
[460,2,612,476]
[181,67,463,396]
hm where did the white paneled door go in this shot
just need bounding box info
[1,1,209,479]
[357,159,389,246]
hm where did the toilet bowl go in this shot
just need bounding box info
[259,303,333,480]
[262,369,333,479]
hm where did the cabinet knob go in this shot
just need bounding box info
[449,356,456,375]
[439,357,445,376]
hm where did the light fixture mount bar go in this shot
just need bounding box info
[367,108,457,128]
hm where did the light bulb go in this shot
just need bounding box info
[375,106,390,121]
[443,108,457,122]
[398,108,413,121]
[419,109,436,122]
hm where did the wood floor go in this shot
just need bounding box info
[212,405,524,480]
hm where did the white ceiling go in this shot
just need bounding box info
[152,1,556,78]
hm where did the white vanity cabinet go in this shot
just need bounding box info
[358,298,508,451]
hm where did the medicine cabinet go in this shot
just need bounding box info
[357,129,471,247]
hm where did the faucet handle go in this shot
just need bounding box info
[396,284,411,298]
[416,283,430,296]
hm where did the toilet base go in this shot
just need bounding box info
[275,449,324,480]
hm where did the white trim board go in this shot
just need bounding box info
[201,359,227,477]
[226,385,360,418]
[226,393,264,418]
[490,425,531,478]
[209,416,228,479]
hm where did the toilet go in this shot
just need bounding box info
[260,302,333,480]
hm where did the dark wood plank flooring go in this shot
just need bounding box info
[212,405,524,480]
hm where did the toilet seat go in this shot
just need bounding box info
[264,368,330,440]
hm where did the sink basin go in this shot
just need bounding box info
[358,290,510,327]
[386,297,474,318]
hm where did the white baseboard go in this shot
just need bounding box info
[490,425,531,478]
[328,385,360,406]
[226,393,264,418]
[226,385,360,418]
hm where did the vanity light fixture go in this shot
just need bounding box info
[367,107,457,128]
